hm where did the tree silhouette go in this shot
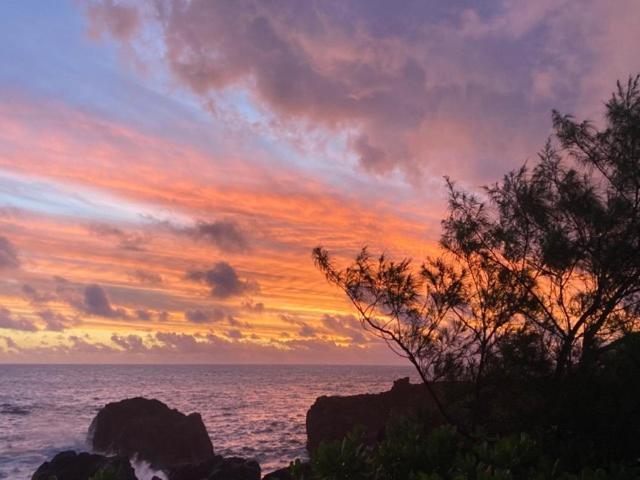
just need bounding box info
[443,75,640,376]
[314,76,640,424]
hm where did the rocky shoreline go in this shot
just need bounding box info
[32,378,424,480]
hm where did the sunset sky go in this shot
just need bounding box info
[1,0,639,363]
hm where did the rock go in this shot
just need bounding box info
[89,397,213,469]
[306,377,445,454]
[262,467,293,480]
[32,450,137,480]
[168,454,260,480]
[262,461,311,480]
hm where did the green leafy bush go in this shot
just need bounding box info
[89,466,119,480]
[300,425,640,480]
[311,427,373,480]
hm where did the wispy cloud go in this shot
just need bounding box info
[2,0,638,362]
[0,307,38,332]
[0,236,19,269]
[84,0,640,181]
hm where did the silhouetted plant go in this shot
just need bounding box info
[311,426,373,480]
[313,247,472,425]
[304,425,640,480]
[313,76,640,428]
[89,466,119,480]
[313,238,534,427]
[443,75,640,376]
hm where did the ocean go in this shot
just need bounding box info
[0,364,415,479]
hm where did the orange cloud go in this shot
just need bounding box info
[0,96,444,362]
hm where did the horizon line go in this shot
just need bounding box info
[0,362,412,367]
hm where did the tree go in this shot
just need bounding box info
[313,247,466,424]
[314,76,640,424]
[312,245,531,427]
[443,75,640,376]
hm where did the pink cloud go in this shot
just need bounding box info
[0,330,400,364]
[83,0,640,182]
[86,0,140,41]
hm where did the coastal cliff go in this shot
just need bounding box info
[306,377,444,454]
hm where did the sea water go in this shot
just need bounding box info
[0,364,414,478]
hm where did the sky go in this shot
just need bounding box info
[1,0,639,363]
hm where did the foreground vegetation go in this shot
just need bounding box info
[298,332,640,479]
[307,423,640,480]
[309,77,640,479]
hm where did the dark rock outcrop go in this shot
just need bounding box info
[262,468,291,480]
[168,454,260,480]
[262,467,293,480]
[262,462,311,480]
[89,397,214,469]
[306,377,445,453]
[32,450,137,480]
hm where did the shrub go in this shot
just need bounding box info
[89,466,119,480]
[311,427,373,480]
[301,426,640,480]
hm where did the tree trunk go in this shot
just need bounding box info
[578,330,598,373]
[555,335,574,378]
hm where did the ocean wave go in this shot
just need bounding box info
[0,403,31,416]
[132,457,168,480]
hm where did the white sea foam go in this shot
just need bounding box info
[132,457,168,480]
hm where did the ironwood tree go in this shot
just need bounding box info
[313,76,640,423]
[443,75,640,376]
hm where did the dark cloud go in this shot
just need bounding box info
[193,220,249,253]
[53,275,69,285]
[227,315,252,329]
[37,310,76,331]
[87,0,640,184]
[322,314,367,344]
[298,323,317,338]
[242,300,265,313]
[128,269,163,285]
[135,309,152,321]
[1,335,19,352]
[83,284,128,318]
[184,308,226,323]
[25,280,131,322]
[227,328,244,339]
[0,307,38,332]
[84,0,565,180]
[67,335,114,354]
[0,236,19,269]
[22,284,56,304]
[187,262,259,299]
[88,223,149,251]
[135,309,170,322]
[154,218,249,253]
[280,314,317,338]
[51,277,84,307]
[280,314,300,325]
[155,331,205,352]
[111,334,148,353]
